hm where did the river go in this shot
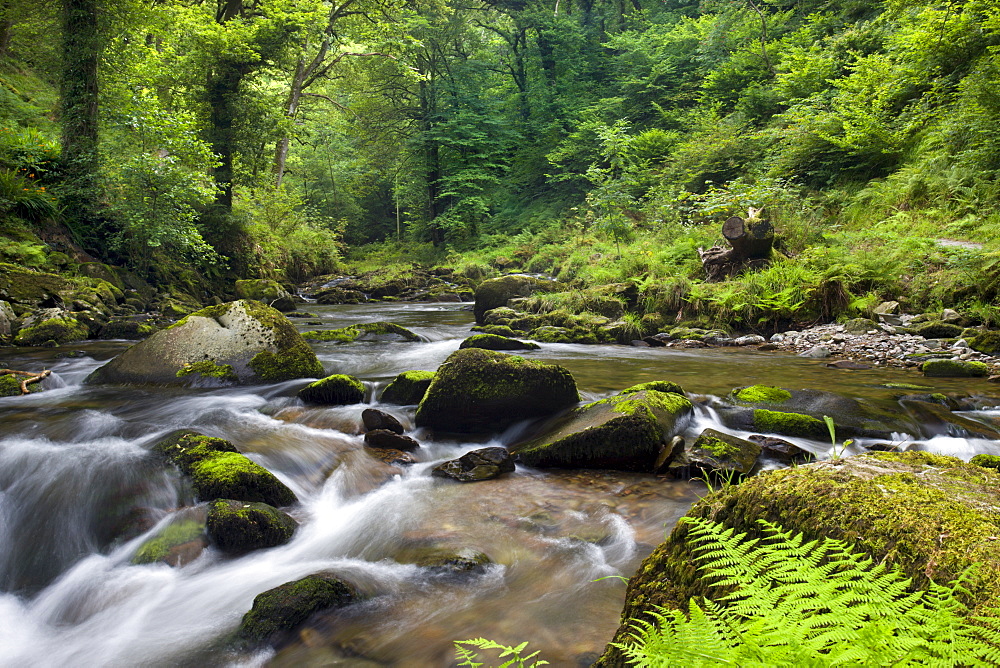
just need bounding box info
[0,301,998,666]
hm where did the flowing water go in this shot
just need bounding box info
[0,302,999,667]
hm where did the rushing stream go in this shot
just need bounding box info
[1,301,999,667]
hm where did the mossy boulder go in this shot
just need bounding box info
[415,349,579,434]
[13,311,89,346]
[622,380,686,396]
[968,330,1000,355]
[380,370,435,405]
[131,510,208,567]
[921,359,990,378]
[152,431,297,507]
[474,275,555,324]
[97,316,158,340]
[298,374,365,405]
[970,454,1000,470]
[913,321,965,339]
[85,300,323,385]
[0,374,27,397]
[397,547,492,574]
[724,386,904,439]
[238,573,359,643]
[301,321,420,343]
[527,325,599,344]
[597,452,1000,666]
[666,428,762,476]
[206,499,298,554]
[843,317,879,334]
[431,446,515,482]
[235,279,296,312]
[459,333,540,351]
[513,389,693,471]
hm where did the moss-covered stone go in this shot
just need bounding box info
[380,370,435,405]
[913,321,965,339]
[527,325,598,344]
[238,574,359,643]
[398,547,492,573]
[301,321,420,343]
[596,452,1000,667]
[843,317,879,334]
[87,300,323,385]
[0,374,24,397]
[921,358,990,378]
[98,316,158,340]
[970,454,1000,470]
[668,428,761,476]
[132,515,207,566]
[730,384,791,405]
[235,279,295,312]
[621,381,686,396]
[968,330,1000,355]
[415,348,579,434]
[474,275,553,324]
[471,324,519,338]
[13,315,88,346]
[206,499,298,554]
[298,374,365,405]
[152,431,297,507]
[750,408,828,439]
[513,389,693,471]
[459,333,540,351]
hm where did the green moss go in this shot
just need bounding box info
[969,330,1000,355]
[238,575,358,643]
[176,360,238,382]
[597,452,1000,667]
[297,374,365,405]
[132,520,205,565]
[153,431,297,507]
[380,370,435,405]
[921,359,990,378]
[595,389,693,417]
[471,325,519,337]
[882,383,933,390]
[301,321,419,343]
[249,346,324,382]
[621,381,686,396]
[206,499,298,554]
[914,321,965,339]
[0,374,27,396]
[732,385,792,405]
[13,316,88,346]
[969,454,1000,471]
[459,333,540,351]
[698,435,740,458]
[752,409,828,439]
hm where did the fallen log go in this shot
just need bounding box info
[0,368,51,394]
[700,209,774,281]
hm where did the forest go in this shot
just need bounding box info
[2,0,1000,328]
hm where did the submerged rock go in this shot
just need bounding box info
[298,374,365,405]
[379,370,435,405]
[597,452,1000,666]
[86,300,324,385]
[361,408,404,434]
[397,546,492,574]
[921,358,989,377]
[152,431,297,507]
[431,447,515,482]
[238,573,359,643]
[415,348,579,434]
[206,499,298,554]
[513,389,693,471]
[301,321,420,343]
[131,508,208,567]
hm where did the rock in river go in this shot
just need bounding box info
[431,447,515,482]
[86,300,324,385]
[512,386,693,471]
[206,499,298,554]
[238,573,360,644]
[415,348,578,434]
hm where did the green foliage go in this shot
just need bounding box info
[0,169,57,221]
[453,638,548,668]
[0,126,60,177]
[615,517,1000,666]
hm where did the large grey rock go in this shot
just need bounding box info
[86,300,323,385]
[474,275,554,324]
[235,279,296,312]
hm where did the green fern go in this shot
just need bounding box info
[615,517,1000,666]
[453,638,549,668]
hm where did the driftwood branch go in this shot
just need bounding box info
[0,368,51,394]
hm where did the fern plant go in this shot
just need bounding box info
[453,638,548,668]
[615,517,1000,666]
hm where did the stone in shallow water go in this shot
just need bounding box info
[206,499,298,554]
[238,573,359,643]
[364,429,420,451]
[361,407,404,434]
[431,446,515,482]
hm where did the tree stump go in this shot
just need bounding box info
[699,210,774,282]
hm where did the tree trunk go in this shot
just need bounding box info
[60,0,101,199]
[699,212,774,281]
[206,62,245,210]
